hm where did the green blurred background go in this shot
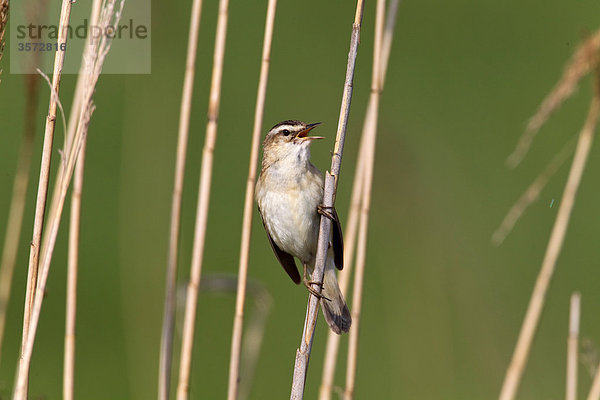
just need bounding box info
[2,0,600,398]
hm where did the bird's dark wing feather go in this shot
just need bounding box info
[258,208,301,284]
[331,206,344,270]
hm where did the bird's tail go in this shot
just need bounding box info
[320,263,352,334]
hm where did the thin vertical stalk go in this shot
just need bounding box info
[158,0,204,397]
[14,118,84,400]
[566,292,580,400]
[63,142,86,400]
[175,0,230,398]
[343,0,385,398]
[226,0,277,399]
[319,1,400,397]
[16,0,73,397]
[0,74,40,365]
[319,126,365,400]
[14,1,124,397]
[290,2,365,399]
[65,0,102,149]
[62,3,102,398]
[343,103,376,400]
[499,93,600,400]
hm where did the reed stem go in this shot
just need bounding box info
[15,0,74,396]
[499,90,600,400]
[158,0,204,397]
[176,0,230,397]
[226,0,277,398]
[319,1,400,397]
[290,2,365,398]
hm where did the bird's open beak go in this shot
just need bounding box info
[297,122,324,140]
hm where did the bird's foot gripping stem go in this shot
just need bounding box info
[302,263,330,301]
[317,204,336,221]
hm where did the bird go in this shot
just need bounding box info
[255,120,351,334]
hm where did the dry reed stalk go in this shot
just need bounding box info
[344,107,382,399]
[507,29,600,167]
[498,84,600,400]
[492,138,576,245]
[13,2,125,397]
[65,0,102,149]
[319,123,365,400]
[158,0,204,397]
[342,1,385,398]
[226,0,277,398]
[16,0,74,395]
[290,2,365,398]
[175,0,230,398]
[62,3,102,398]
[566,292,580,400]
[63,142,86,400]
[319,1,400,397]
[343,107,376,400]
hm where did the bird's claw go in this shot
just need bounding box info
[317,204,336,221]
[302,262,331,301]
[303,279,331,301]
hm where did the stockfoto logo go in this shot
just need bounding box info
[10,0,151,74]
[16,19,148,40]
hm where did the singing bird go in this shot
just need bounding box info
[255,120,351,334]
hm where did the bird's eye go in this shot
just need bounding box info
[282,129,291,136]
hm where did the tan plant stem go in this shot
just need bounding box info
[566,292,580,400]
[226,0,277,399]
[62,4,102,398]
[319,1,400,397]
[16,0,73,396]
[158,0,204,398]
[14,115,87,400]
[319,122,365,400]
[175,0,230,398]
[343,0,385,398]
[14,1,124,397]
[64,0,102,151]
[290,1,365,399]
[499,91,600,400]
[63,141,86,400]
[343,105,376,400]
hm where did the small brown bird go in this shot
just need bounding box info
[255,120,351,334]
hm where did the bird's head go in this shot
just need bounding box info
[262,120,323,165]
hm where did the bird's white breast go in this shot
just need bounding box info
[256,155,323,265]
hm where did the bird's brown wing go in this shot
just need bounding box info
[330,206,344,270]
[258,208,301,284]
